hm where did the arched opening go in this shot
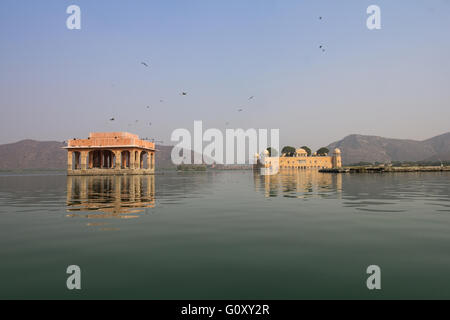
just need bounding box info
[90,150,115,169]
[103,150,114,168]
[140,151,148,169]
[121,150,131,169]
[72,151,81,170]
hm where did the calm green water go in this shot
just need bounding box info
[1,170,450,299]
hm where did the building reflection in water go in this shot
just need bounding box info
[253,169,342,199]
[66,175,155,222]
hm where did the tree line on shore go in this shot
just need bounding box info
[266,146,330,157]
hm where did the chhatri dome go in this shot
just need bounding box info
[295,148,308,156]
[334,148,341,154]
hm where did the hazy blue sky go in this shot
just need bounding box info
[1,0,449,150]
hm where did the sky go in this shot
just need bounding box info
[1,0,449,151]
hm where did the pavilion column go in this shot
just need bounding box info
[67,151,73,171]
[147,152,151,170]
[151,152,155,170]
[100,151,104,168]
[114,151,121,169]
[130,150,136,169]
[89,152,93,169]
[136,151,141,169]
[81,151,88,170]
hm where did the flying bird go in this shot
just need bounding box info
[141,62,149,67]
[109,118,115,121]
[319,16,323,20]
[248,96,254,100]
[146,106,150,109]
[237,108,243,112]
[181,92,188,96]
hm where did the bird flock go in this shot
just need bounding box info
[107,59,258,133]
[107,15,327,140]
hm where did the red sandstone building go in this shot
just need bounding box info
[65,132,156,175]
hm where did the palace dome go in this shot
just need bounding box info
[334,148,341,154]
[296,148,308,155]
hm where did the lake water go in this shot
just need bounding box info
[1,170,450,299]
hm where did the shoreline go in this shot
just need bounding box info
[320,166,450,173]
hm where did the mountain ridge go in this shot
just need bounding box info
[326,132,450,164]
[1,132,449,169]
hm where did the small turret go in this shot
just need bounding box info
[332,148,342,168]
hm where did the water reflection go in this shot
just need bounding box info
[66,175,155,219]
[339,172,450,213]
[253,170,342,199]
[253,170,450,213]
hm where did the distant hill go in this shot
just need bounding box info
[154,144,177,168]
[423,132,450,162]
[0,140,66,170]
[0,140,177,170]
[327,132,450,165]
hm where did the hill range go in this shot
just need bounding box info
[326,132,450,164]
[0,132,449,169]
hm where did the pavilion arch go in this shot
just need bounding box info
[88,150,116,169]
[72,151,81,170]
[140,151,148,169]
[121,150,131,169]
